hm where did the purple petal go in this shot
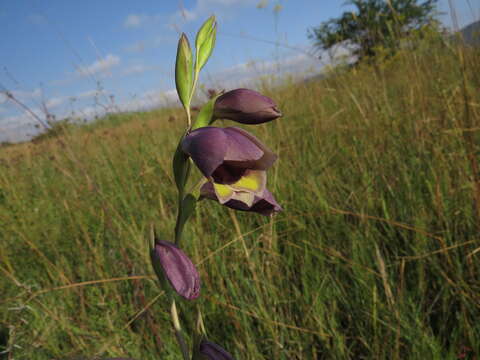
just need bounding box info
[200,181,217,201]
[183,127,277,184]
[249,189,283,216]
[199,340,235,360]
[152,240,200,300]
[214,88,282,125]
[222,127,277,170]
[181,127,228,178]
[220,127,264,163]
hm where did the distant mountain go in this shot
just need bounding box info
[460,20,480,46]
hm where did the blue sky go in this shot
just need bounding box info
[0,0,477,142]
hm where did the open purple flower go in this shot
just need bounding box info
[150,239,200,300]
[198,340,235,360]
[182,126,277,181]
[181,127,281,215]
[214,88,282,124]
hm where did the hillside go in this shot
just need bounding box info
[461,20,480,46]
[1,34,479,359]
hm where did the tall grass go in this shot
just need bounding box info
[1,32,479,359]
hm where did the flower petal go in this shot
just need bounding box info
[151,240,200,300]
[200,181,281,216]
[181,127,228,178]
[183,127,277,184]
[213,182,234,204]
[229,170,266,196]
[249,189,282,216]
[221,127,265,163]
[199,340,236,360]
[223,127,277,170]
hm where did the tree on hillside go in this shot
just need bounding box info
[309,0,439,63]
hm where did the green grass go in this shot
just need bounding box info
[1,33,479,359]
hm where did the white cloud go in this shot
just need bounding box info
[124,41,146,53]
[0,111,43,143]
[77,89,103,99]
[124,35,175,53]
[124,14,144,28]
[170,0,256,25]
[122,64,150,76]
[10,88,42,101]
[123,13,164,29]
[45,97,65,109]
[205,52,324,90]
[117,88,178,112]
[77,54,120,77]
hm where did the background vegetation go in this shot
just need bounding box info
[1,29,479,359]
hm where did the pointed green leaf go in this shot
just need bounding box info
[173,137,190,193]
[195,15,215,50]
[195,16,217,72]
[191,94,221,130]
[174,193,197,243]
[175,33,193,109]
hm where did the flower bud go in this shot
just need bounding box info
[214,88,282,125]
[175,33,193,109]
[150,239,200,300]
[198,340,235,360]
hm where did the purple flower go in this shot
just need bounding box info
[181,127,281,215]
[214,88,282,125]
[150,239,200,300]
[182,126,277,181]
[199,340,235,360]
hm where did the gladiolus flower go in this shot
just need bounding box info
[150,239,200,300]
[198,340,235,360]
[214,88,282,125]
[181,126,281,214]
[181,126,276,182]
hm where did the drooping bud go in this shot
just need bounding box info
[197,340,235,360]
[214,88,282,125]
[150,239,200,300]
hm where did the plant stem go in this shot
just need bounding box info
[171,300,190,360]
[174,159,191,245]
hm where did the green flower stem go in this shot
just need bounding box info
[186,106,192,129]
[186,70,200,130]
[175,67,199,243]
[171,299,190,360]
[174,159,191,245]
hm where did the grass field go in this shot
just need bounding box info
[1,33,479,359]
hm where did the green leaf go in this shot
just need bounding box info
[191,94,220,130]
[175,33,193,109]
[175,193,197,243]
[172,137,190,193]
[195,15,217,72]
